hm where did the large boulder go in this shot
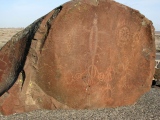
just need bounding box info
[0,0,155,115]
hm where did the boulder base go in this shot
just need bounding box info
[0,0,155,115]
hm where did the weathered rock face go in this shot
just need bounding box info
[0,0,155,115]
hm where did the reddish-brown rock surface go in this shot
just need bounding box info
[0,0,155,115]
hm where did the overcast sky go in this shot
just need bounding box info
[0,0,159,31]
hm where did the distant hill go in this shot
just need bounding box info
[155,31,160,35]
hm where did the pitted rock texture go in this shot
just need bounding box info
[0,0,155,115]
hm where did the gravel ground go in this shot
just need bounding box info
[0,88,159,120]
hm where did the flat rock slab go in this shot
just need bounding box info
[0,0,155,115]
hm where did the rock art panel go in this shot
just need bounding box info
[0,0,155,115]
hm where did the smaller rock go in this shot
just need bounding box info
[153,68,160,87]
[157,62,160,68]
[154,68,160,80]
[155,79,160,86]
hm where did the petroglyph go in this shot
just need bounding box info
[118,26,130,47]
[70,14,113,102]
[132,33,141,57]
[103,66,113,98]
[89,14,99,58]
[71,14,102,86]
[117,26,134,89]
[64,29,76,54]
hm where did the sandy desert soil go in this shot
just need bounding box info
[0,28,23,49]
[0,28,160,119]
